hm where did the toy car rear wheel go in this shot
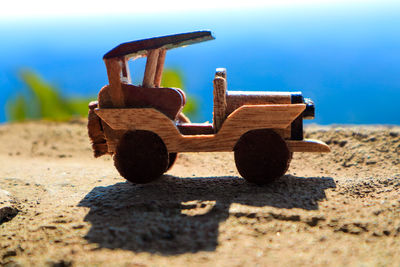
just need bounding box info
[167,153,178,171]
[114,130,169,184]
[234,129,291,184]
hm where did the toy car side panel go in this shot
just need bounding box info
[217,104,305,137]
[95,108,180,153]
[95,104,309,153]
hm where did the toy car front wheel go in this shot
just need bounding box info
[234,129,292,184]
[114,130,169,184]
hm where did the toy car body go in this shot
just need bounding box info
[88,30,330,184]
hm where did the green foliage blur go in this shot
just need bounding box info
[161,69,199,119]
[7,68,199,122]
[7,70,93,122]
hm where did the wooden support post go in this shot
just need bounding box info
[154,49,166,87]
[104,58,125,107]
[143,49,159,87]
[213,76,227,132]
[120,57,131,84]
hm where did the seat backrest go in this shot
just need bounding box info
[121,84,185,120]
[98,83,185,121]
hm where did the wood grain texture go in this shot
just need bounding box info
[103,58,125,107]
[154,49,166,87]
[226,91,292,115]
[98,83,184,120]
[287,139,331,153]
[103,133,331,155]
[97,84,124,153]
[101,123,126,154]
[143,49,159,87]
[98,85,113,108]
[103,30,214,59]
[95,104,306,153]
[121,84,184,120]
[87,101,108,157]
[213,77,227,132]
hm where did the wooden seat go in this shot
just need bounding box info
[121,84,185,120]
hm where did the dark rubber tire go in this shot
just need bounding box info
[114,130,169,184]
[167,153,178,171]
[234,129,291,185]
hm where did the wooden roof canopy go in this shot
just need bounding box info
[103,30,215,60]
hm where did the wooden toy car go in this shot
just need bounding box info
[88,30,330,184]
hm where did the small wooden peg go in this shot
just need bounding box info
[215,68,227,79]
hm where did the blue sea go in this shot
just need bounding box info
[1,2,399,124]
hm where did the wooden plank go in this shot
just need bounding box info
[101,122,126,154]
[105,136,331,154]
[103,58,125,107]
[224,91,297,139]
[103,30,214,59]
[143,49,159,87]
[213,77,227,132]
[95,104,305,153]
[96,108,177,132]
[154,49,166,87]
[226,91,292,115]
[217,104,305,137]
[287,139,331,153]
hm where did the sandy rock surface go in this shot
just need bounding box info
[0,189,18,225]
[0,121,399,266]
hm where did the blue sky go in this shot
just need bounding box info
[1,0,399,124]
[0,0,385,19]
